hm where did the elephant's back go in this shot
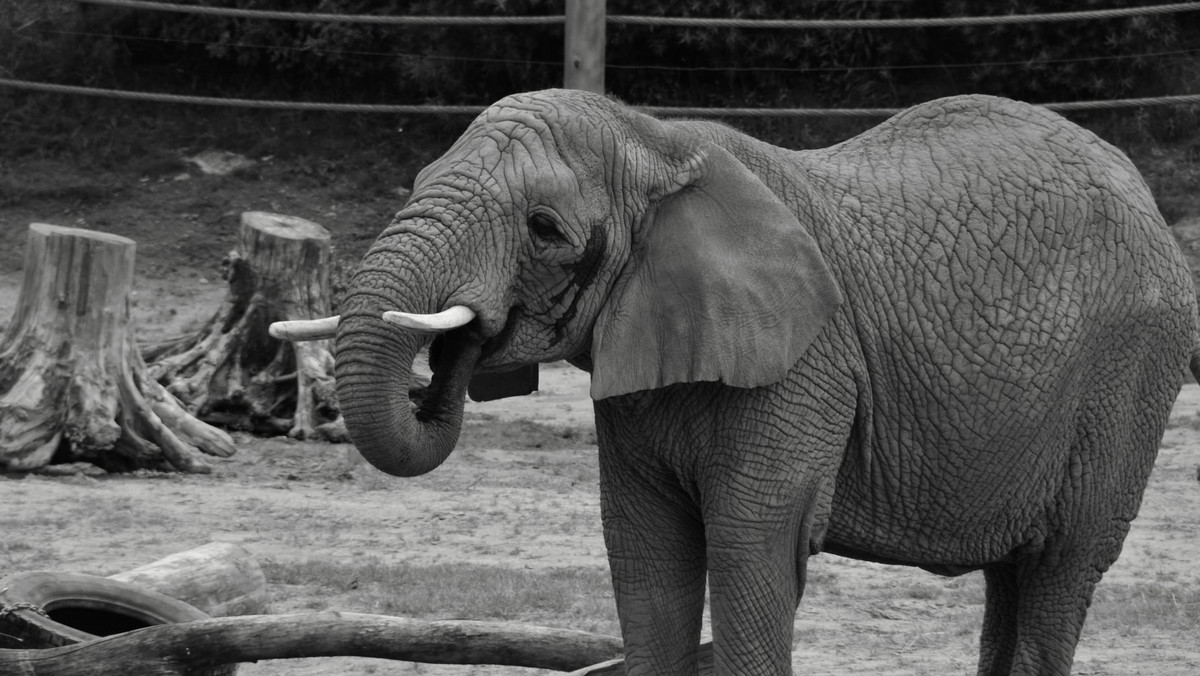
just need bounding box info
[801,95,1197,563]
[798,94,1193,370]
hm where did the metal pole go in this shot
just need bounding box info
[564,0,605,92]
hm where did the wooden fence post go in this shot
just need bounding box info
[564,0,605,93]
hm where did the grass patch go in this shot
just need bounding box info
[262,557,617,633]
[0,539,61,569]
[0,513,73,530]
[1088,582,1200,635]
[0,176,121,208]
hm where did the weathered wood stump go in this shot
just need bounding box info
[145,212,339,439]
[0,224,236,473]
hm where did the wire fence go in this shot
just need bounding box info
[72,0,1200,27]
[0,78,488,115]
[4,1,1200,117]
[75,0,567,25]
[20,26,1200,75]
[5,77,1200,118]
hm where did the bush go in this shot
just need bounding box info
[62,0,565,103]
[2,1,1197,153]
[604,0,1199,108]
[9,0,1195,108]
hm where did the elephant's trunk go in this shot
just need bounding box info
[334,272,481,478]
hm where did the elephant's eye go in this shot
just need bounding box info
[528,211,566,245]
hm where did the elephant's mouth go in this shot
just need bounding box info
[431,305,525,376]
[416,327,484,423]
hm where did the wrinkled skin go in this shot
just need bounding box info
[333,90,1199,675]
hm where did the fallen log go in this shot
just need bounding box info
[0,612,625,675]
[568,640,714,675]
[0,223,236,473]
[145,212,339,440]
[108,542,268,618]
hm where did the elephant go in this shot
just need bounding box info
[272,90,1200,675]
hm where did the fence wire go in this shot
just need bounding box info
[7,1,1197,117]
[0,78,487,114]
[608,3,1200,28]
[74,0,566,25]
[74,0,1200,27]
[4,78,1200,117]
[23,26,1200,74]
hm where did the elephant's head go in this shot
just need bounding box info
[274,89,842,477]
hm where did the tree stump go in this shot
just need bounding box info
[145,212,339,439]
[0,224,236,473]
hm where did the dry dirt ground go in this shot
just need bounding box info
[2,153,1200,674]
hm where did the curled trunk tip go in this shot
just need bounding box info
[335,311,480,478]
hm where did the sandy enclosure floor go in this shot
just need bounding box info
[3,358,1200,674]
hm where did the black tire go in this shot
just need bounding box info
[0,570,236,675]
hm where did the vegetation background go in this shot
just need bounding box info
[3,0,1200,279]
[9,1,1200,108]
[3,0,1200,218]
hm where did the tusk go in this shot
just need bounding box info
[269,316,340,341]
[382,305,476,333]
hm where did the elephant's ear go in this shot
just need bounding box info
[590,144,842,400]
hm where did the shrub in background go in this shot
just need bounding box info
[63,0,564,103]
[27,0,1194,109]
[1,1,1197,155]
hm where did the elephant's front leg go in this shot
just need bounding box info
[702,468,823,676]
[599,451,707,675]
